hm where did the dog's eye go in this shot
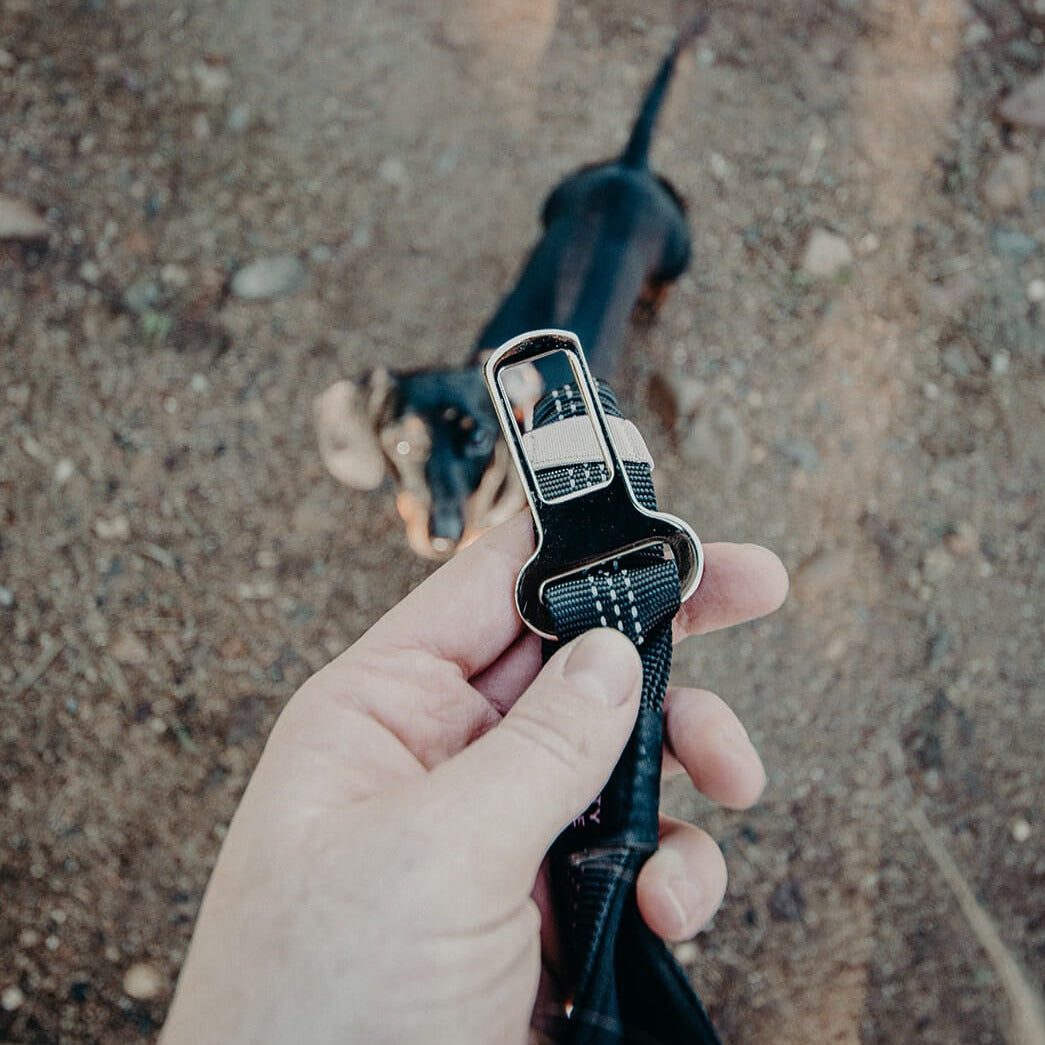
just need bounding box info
[467,427,495,455]
[459,416,476,433]
[442,407,460,424]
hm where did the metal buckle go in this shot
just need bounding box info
[483,329,704,640]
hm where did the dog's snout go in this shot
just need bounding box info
[429,504,465,544]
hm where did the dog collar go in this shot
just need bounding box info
[484,331,721,1045]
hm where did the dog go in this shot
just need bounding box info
[316,20,704,559]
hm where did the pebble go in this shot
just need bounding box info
[777,438,821,471]
[226,104,250,133]
[1,985,25,1012]
[1027,278,1045,303]
[160,263,189,288]
[122,277,160,313]
[980,153,1032,213]
[54,458,75,485]
[647,371,706,429]
[193,62,231,94]
[377,156,408,187]
[998,71,1045,130]
[990,227,1038,261]
[122,962,163,1001]
[945,522,979,558]
[78,260,101,284]
[768,878,805,922]
[800,227,853,279]
[922,546,954,584]
[230,255,306,300]
[110,628,149,666]
[1011,817,1031,843]
[0,48,15,69]
[94,515,131,541]
[792,547,853,604]
[0,193,49,241]
[681,403,749,478]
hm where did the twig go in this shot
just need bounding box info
[13,640,66,698]
[907,804,1045,1045]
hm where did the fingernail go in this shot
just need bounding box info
[562,629,641,707]
[666,875,704,938]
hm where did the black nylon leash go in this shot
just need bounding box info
[483,331,722,1045]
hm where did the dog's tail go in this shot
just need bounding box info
[619,15,708,170]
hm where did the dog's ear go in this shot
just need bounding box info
[314,368,397,490]
[476,352,544,426]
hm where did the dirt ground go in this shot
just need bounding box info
[2,0,1044,1041]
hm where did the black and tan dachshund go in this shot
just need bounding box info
[316,21,705,559]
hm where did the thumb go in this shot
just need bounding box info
[431,628,642,882]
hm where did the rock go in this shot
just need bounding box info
[0,193,49,241]
[991,227,1038,261]
[230,255,306,300]
[53,458,75,486]
[998,71,1045,130]
[1011,817,1032,843]
[777,437,821,471]
[226,104,250,133]
[980,153,1032,213]
[122,962,163,1001]
[940,343,976,378]
[0,985,25,1012]
[800,227,853,279]
[122,277,160,313]
[94,515,130,541]
[193,62,231,94]
[792,547,853,604]
[1027,278,1045,303]
[0,587,14,609]
[110,628,149,666]
[680,403,749,478]
[647,371,706,430]
[768,878,805,922]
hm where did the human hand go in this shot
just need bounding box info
[160,512,787,1045]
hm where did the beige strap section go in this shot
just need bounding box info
[521,416,654,471]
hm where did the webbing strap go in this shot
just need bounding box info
[532,383,722,1045]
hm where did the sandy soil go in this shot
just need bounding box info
[2,0,1044,1041]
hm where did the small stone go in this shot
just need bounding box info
[18,928,40,948]
[0,193,49,241]
[1,986,25,1012]
[940,344,974,378]
[0,48,15,69]
[193,62,232,94]
[991,351,1011,375]
[1027,278,1045,303]
[990,227,1038,261]
[94,515,131,541]
[0,587,16,609]
[945,523,979,558]
[190,372,210,393]
[647,371,706,429]
[998,71,1045,130]
[792,547,853,604]
[230,255,306,300]
[377,156,408,186]
[160,263,190,288]
[54,458,75,486]
[681,403,749,478]
[801,227,853,279]
[768,878,805,922]
[122,277,159,313]
[79,260,102,284]
[922,546,954,584]
[226,104,250,133]
[110,628,149,665]
[777,438,821,471]
[122,962,163,1001]
[981,153,1032,213]
[708,151,731,184]
[1011,817,1031,843]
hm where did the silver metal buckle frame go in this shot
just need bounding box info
[483,329,704,640]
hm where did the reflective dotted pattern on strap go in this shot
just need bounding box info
[531,383,722,1045]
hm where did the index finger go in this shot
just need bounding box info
[363,513,787,680]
